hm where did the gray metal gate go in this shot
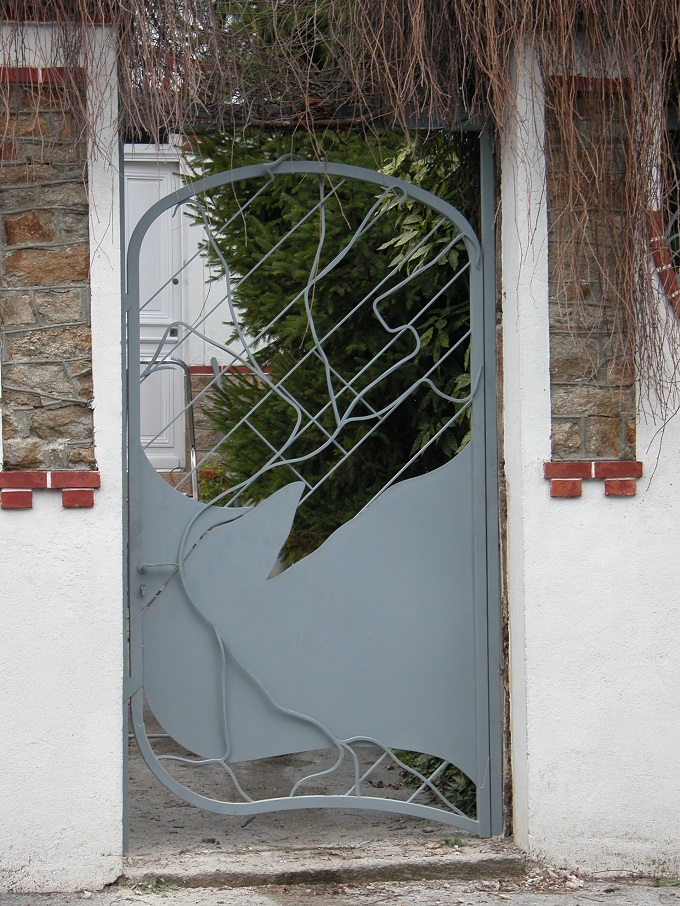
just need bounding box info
[125,142,501,837]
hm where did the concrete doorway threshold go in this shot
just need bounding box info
[125,732,524,889]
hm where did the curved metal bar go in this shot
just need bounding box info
[129,692,479,833]
[125,160,481,321]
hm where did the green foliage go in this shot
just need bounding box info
[395,750,477,818]
[186,128,478,562]
[197,463,231,502]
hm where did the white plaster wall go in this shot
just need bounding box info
[0,29,123,891]
[502,49,680,874]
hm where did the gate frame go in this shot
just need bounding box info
[121,123,503,843]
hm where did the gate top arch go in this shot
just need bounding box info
[125,157,482,312]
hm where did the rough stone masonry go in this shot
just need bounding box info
[0,76,95,471]
[546,85,636,462]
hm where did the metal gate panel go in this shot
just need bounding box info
[125,154,500,836]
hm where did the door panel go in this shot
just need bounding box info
[125,150,185,470]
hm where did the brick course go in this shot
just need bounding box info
[0,470,101,509]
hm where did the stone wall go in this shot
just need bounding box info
[546,85,636,462]
[188,370,222,469]
[0,75,94,471]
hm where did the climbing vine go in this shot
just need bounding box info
[2,1,680,409]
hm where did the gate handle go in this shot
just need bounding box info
[137,562,178,574]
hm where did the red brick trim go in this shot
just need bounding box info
[544,461,642,497]
[593,461,643,479]
[1,489,33,509]
[62,488,95,508]
[550,478,582,498]
[604,478,637,497]
[51,471,101,489]
[0,67,84,85]
[0,471,100,508]
[0,471,48,489]
[544,461,593,479]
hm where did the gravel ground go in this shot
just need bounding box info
[1,877,679,906]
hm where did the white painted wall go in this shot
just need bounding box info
[0,29,123,891]
[502,48,680,874]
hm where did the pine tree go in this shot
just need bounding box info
[187,128,478,561]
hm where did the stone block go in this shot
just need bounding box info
[24,141,84,165]
[14,114,48,137]
[34,288,86,323]
[605,354,635,388]
[2,438,43,469]
[0,388,39,406]
[70,360,92,376]
[550,333,601,383]
[68,445,97,468]
[549,299,605,332]
[39,181,88,208]
[551,418,583,457]
[5,325,91,362]
[1,410,18,440]
[192,405,217,430]
[1,406,33,440]
[0,185,38,210]
[585,416,622,459]
[58,211,89,243]
[0,140,18,161]
[624,418,636,460]
[191,375,215,392]
[3,244,89,286]
[3,363,73,396]
[31,405,93,441]
[0,292,35,326]
[42,441,70,470]
[71,367,93,401]
[551,385,623,418]
[194,427,222,451]
[59,116,78,142]
[3,210,56,245]
[21,85,68,110]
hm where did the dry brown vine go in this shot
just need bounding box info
[1,0,680,411]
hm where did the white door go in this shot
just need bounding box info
[124,146,185,471]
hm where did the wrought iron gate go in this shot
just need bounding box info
[125,146,501,836]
